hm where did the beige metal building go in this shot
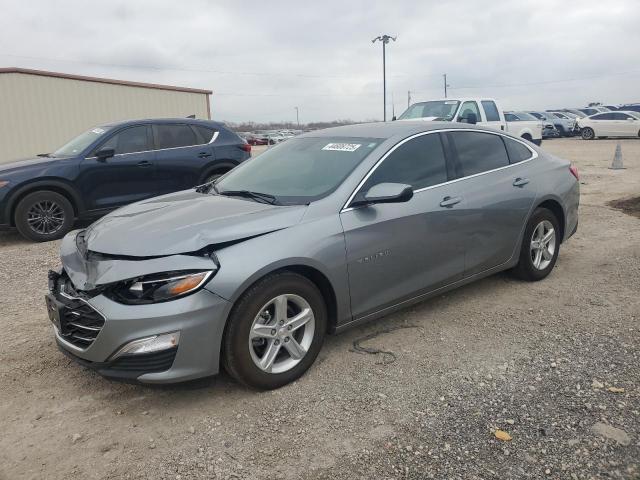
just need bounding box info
[0,68,212,163]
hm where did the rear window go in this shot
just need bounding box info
[154,124,198,149]
[450,131,509,177]
[481,101,501,122]
[504,137,533,164]
[193,125,216,143]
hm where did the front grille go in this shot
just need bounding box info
[52,272,105,349]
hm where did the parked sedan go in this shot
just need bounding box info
[48,122,579,389]
[0,119,250,241]
[578,111,640,139]
[527,111,576,137]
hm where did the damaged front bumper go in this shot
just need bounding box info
[48,231,232,384]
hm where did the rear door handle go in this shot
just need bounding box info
[198,152,212,158]
[513,177,530,187]
[439,196,462,208]
[137,160,153,168]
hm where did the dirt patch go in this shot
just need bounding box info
[609,196,640,218]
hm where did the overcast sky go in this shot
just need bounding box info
[1,0,639,123]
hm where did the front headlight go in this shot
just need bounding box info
[106,270,215,304]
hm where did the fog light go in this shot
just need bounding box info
[110,332,180,360]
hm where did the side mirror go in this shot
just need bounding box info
[351,182,413,207]
[95,148,115,161]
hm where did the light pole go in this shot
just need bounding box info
[443,73,450,98]
[294,106,300,128]
[372,34,396,121]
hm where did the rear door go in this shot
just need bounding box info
[152,123,216,194]
[442,130,537,276]
[481,100,506,132]
[341,132,465,319]
[79,125,157,211]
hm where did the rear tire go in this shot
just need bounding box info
[14,190,75,242]
[512,208,560,282]
[223,272,327,390]
[581,127,595,140]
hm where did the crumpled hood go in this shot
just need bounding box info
[84,190,308,257]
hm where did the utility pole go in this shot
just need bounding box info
[294,106,300,128]
[407,90,411,108]
[372,34,397,121]
[443,73,450,98]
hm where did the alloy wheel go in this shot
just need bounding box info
[248,294,315,374]
[530,220,556,270]
[26,200,65,235]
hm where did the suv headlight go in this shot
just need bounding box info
[106,270,215,304]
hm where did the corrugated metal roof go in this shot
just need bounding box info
[0,67,212,95]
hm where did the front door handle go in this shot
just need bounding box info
[439,196,462,208]
[137,160,153,168]
[513,177,530,187]
[198,152,212,158]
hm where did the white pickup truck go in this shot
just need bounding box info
[396,97,543,145]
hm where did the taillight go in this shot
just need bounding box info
[240,143,252,153]
[569,165,579,180]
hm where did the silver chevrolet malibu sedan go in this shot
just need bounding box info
[47,122,579,389]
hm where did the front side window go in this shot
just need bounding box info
[505,113,519,122]
[504,137,533,164]
[361,133,448,193]
[458,101,481,122]
[215,136,382,204]
[53,126,112,157]
[398,101,460,121]
[449,131,509,177]
[155,124,198,149]
[611,112,630,120]
[590,113,609,120]
[99,126,149,155]
[481,101,500,121]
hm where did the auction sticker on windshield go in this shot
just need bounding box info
[322,143,361,152]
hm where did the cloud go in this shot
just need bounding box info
[0,0,638,122]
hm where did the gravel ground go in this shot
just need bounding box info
[0,138,638,480]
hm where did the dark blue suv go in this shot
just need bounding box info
[0,118,251,241]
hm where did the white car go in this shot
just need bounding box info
[578,111,640,140]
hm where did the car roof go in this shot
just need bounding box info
[100,118,223,129]
[298,121,506,141]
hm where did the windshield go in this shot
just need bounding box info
[215,136,382,204]
[53,126,111,157]
[398,101,460,120]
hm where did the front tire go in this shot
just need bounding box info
[14,190,74,242]
[513,208,560,282]
[223,272,327,390]
[581,127,595,140]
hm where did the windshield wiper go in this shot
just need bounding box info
[37,153,52,158]
[219,189,278,205]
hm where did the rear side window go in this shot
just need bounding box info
[505,113,519,122]
[611,112,630,120]
[99,126,150,155]
[481,101,500,121]
[363,133,448,191]
[504,137,533,164]
[154,124,198,149]
[450,131,509,177]
[591,113,610,120]
[193,125,216,143]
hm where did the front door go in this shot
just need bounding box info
[79,125,157,212]
[340,132,465,319]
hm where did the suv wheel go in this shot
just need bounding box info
[223,272,327,390]
[513,207,560,281]
[14,191,74,242]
